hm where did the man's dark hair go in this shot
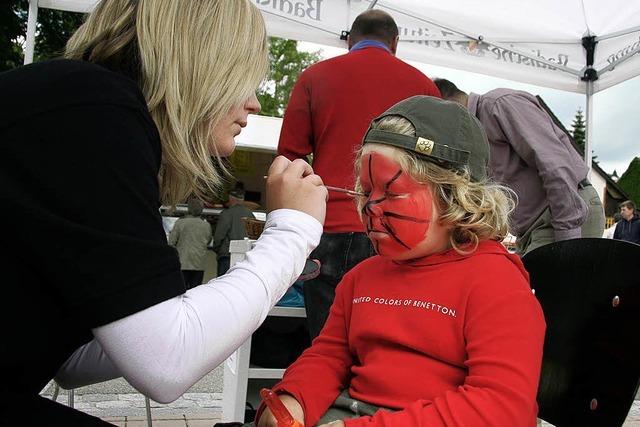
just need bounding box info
[349,10,398,45]
[433,78,467,100]
[229,189,245,200]
[620,200,636,211]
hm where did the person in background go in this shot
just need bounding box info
[434,78,605,255]
[613,200,640,244]
[278,8,441,339]
[603,213,622,239]
[256,96,545,427]
[1,0,326,424]
[213,187,255,276]
[161,205,179,239]
[169,198,213,289]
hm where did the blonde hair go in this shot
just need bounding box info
[355,116,516,254]
[65,0,269,205]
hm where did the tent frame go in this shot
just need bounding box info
[22,0,640,170]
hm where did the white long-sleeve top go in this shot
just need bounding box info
[55,209,322,403]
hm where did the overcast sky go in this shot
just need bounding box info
[300,42,640,177]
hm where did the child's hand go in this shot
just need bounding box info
[318,421,345,427]
[256,393,305,427]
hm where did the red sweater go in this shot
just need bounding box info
[278,47,440,232]
[271,241,545,426]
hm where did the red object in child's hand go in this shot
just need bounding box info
[260,388,303,427]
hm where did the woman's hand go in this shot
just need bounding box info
[256,393,305,427]
[266,156,327,225]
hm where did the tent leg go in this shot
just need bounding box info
[584,80,594,176]
[24,0,39,65]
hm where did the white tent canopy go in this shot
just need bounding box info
[258,0,640,94]
[235,114,282,153]
[26,0,640,164]
[30,0,640,92]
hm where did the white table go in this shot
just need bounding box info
[221,239,307,422]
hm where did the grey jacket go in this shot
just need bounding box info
[212,204,255,258]
[168,215,212,271]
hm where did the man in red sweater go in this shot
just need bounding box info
[278,9,441,339]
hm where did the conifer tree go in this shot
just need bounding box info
[571,108,586,154]
[618,157,640,206]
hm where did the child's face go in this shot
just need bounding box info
[358,146,451,261]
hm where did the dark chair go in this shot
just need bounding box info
[522,238,640,427]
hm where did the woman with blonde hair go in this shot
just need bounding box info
[0,0,326,423]
[255,96,544,427]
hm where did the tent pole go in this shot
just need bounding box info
[24,0,38,65]
[585,80,594,176]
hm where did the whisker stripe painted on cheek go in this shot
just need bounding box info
[383,212,431,223]
[382,221,411,249]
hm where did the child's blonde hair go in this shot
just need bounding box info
[65,0,269,205]
[355,115,516,254]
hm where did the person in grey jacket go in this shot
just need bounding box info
[435,78,605,255]
[213,187,255,276]
[168,198,213,289]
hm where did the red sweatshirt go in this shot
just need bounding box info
[271,241,545,426]
[278,46,441,232]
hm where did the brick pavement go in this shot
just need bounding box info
[40,387,640,426]
[41,391,223,426]
[37,369,640,426]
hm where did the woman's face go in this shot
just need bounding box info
[211,93,261,157]
[358,146,451,261]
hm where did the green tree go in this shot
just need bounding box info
[257,37,320,117]
[618,157,640,206]
[1,1,26,70]
[1,1,84,72]
[571,108,586,154]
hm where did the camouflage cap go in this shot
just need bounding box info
[362,95,490,181]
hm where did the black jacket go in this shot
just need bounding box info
[613,213,640,244]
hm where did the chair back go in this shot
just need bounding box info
[522,238,640,427]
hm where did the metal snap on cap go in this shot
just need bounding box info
[612,296,620,307]
[415,137,435,155]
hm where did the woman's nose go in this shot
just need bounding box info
[245,93,261,114]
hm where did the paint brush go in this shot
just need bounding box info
[263,175,365,197]
[259,388,303,427]
[324,185,366,197]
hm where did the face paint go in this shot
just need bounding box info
[359,151,435,258]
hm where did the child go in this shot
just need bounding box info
[255,96,546,427]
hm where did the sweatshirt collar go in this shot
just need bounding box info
[350,39,391,53]
[393,240,507,267]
